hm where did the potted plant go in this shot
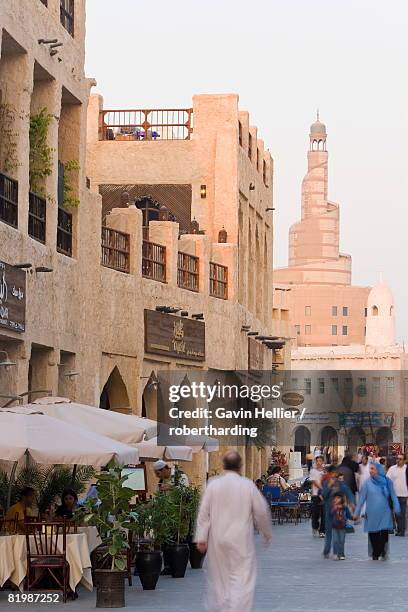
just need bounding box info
[82,468,137,608]
[185,485,205,569]
[159,485,191,578]
[132,498,164,591]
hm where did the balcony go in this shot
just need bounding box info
[101,226,130,274]
[0,172,18,229]
[210,262,228,299]
[57,207,72,257]
[142,240,166,282]
[100,109,193,141]
[28,193,46,243]
[177,252,199,292]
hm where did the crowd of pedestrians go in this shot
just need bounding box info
[308,448,407,561]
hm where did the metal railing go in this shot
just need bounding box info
[60,0,74,36]
[57,207,72,257]
[142,240,166,282]
[100,109,193,141]
[177,252,199,292]
[28,193,46,243]
[0,172,18,228]
[210,262,228,299]
[101,226,130,274]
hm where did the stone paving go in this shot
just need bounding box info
[2,519,408,611]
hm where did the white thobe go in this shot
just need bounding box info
[357,462,371,490]
[195,471,272,612]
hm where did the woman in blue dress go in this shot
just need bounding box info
[354,462,400,560]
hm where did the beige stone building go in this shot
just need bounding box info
[0,1,278,484]
[274,116,370,347]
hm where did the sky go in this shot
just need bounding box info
[85,0,408,342]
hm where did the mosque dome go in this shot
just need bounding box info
[310,119,327,136]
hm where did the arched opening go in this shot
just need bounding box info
[371,305,379,316]
[347,426,366,456]
[100,367,130,414]
[141,371,158,420]
[320,426,338,463]
[390,306,394,316]
[294,426,311,464]
[376,426,393,456]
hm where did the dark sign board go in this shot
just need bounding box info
[144,309,205,361]
[0,260,26,333]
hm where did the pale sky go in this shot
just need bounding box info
[85,0,408,342]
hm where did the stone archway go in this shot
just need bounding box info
[100,366,130,414]
[294,425,311,464]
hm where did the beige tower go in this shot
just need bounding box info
[365,282,396,347]
[274,116,370,346]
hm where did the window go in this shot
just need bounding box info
[331,325,337,335]
[358,377,367,396]
[291,378,299,390]
[304,378,311,395]
[256,148,260,171]
[342,325,348,335]
[60,0,74,36]
[248,133,252,160]
[342,306,348,316]
[318,378,325,394]
[386,377,394,390]
[305,305,311,316]
[372,377,380,392]
[364,307,367,317]
[344,377,353,393]
[305,325,311,335]
[372,305,379,316]
[238,121,243,147]
[331,377,339,392]
[332,306,337,316]
[295,325,301,335]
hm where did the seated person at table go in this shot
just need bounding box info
[267,466,288,490]
[55,488,78,520]
[5,487,37,533]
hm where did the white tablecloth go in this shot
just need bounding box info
[0,535,17,587]
[77,526,102,553]
[9,533,93,592]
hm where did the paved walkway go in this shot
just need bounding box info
[2,520,408,611]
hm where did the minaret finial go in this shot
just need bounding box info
[316,108,320,121]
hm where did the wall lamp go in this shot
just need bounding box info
[0,351,16,369]
[247,331,259,336]
[200,185,207,199]
[265,207,275,212]
[241,325,251,332]
[38,39,58,45]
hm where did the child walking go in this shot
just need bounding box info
[331,493,352,560]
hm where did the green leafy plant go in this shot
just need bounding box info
[0,462,94,514]
[82,468,137,571]
[0,101,22,176]
[62,159,80,207]
[29,108,54,197]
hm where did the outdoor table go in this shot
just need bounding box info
[9,532,93,592]
[0,534,17,586]
[77,525,102,553]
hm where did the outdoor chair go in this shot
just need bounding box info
[262,486,282,524]
[278,492,301,525]
[25,521,69,602]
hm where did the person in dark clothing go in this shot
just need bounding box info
[55,489,78,520]
[337,455,359,496]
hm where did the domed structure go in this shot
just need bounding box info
[365,282,396,347]
[309,111,327,151]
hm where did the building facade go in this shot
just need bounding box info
[274,116,370,347]
[0,1,277,484]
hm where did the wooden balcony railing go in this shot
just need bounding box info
[101,226,130,274]
[142,240,166,282]
[100,109,193,141]
[57,207,72,257]
[177,252,199,292]
[210,262,228,299]
[28,193,46,243]
[0,172,18,229]
[60,0,74,36]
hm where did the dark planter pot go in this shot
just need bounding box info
[168,543,190,578]
[135,550,162,590]
[189,542,205,569]
[94,569,126,608]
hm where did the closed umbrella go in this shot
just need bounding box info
[31,397,157,442]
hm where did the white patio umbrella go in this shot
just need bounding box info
[0,407,140,466]
[136,437,193,462]
[30,397,157,442]
[0,406,140,509]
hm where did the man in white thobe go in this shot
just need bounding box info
[195,450,272,612]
